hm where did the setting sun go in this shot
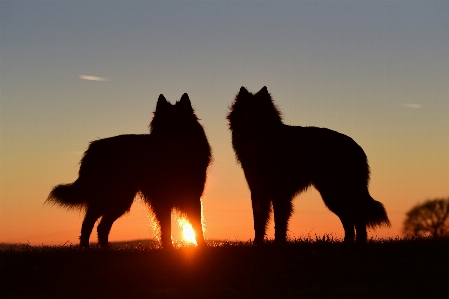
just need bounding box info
[177,218,197,245]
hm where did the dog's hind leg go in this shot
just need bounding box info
[318,188,357,242]
[355,221,367,242]
[80,206,103,249]
[340,218,355,242]
[272,198,293,244]
[97,212,123,249]
[97,193,134,249]
[343,191,368,242]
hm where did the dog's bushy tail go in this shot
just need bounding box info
[46,180,86,210]
[363,196,391,229]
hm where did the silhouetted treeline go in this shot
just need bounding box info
[403,197,449,237]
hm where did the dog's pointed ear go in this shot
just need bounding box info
[177,93,194,113]
[256,86,271,101]
[238,86,249,96]
[258,86,269,96]
[240,86,249,93]
[236,86,251,102]
[156,94,170,112]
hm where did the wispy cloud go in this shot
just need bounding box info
[404,103,422,109]
[66,151,84,156]
[79,75,110,82]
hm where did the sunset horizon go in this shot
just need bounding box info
[1,1,448,246]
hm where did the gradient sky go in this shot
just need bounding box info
[1,1,448,245]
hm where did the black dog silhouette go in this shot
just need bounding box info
[228,86,390,243]
[47,94,212,249]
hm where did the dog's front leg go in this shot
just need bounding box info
[251,193,270,245]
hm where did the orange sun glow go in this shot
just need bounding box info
[177,218,197,245]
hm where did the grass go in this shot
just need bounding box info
[1,237,448,298]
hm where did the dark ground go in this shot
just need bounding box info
[1,237,448,299]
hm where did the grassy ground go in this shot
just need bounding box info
[1,237,448,298]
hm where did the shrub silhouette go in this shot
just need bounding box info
[47,94,212,249]
[403,197,449,238]
[227,86,390,243]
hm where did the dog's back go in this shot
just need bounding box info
[78,134,153,186]
[282,126,370,183]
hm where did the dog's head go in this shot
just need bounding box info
[227,86,282,133]
[149,93,199,134]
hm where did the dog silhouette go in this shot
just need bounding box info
[47,94,212,249]
[228,86,390,243]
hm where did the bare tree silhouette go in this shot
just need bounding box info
[403,197,449,238]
